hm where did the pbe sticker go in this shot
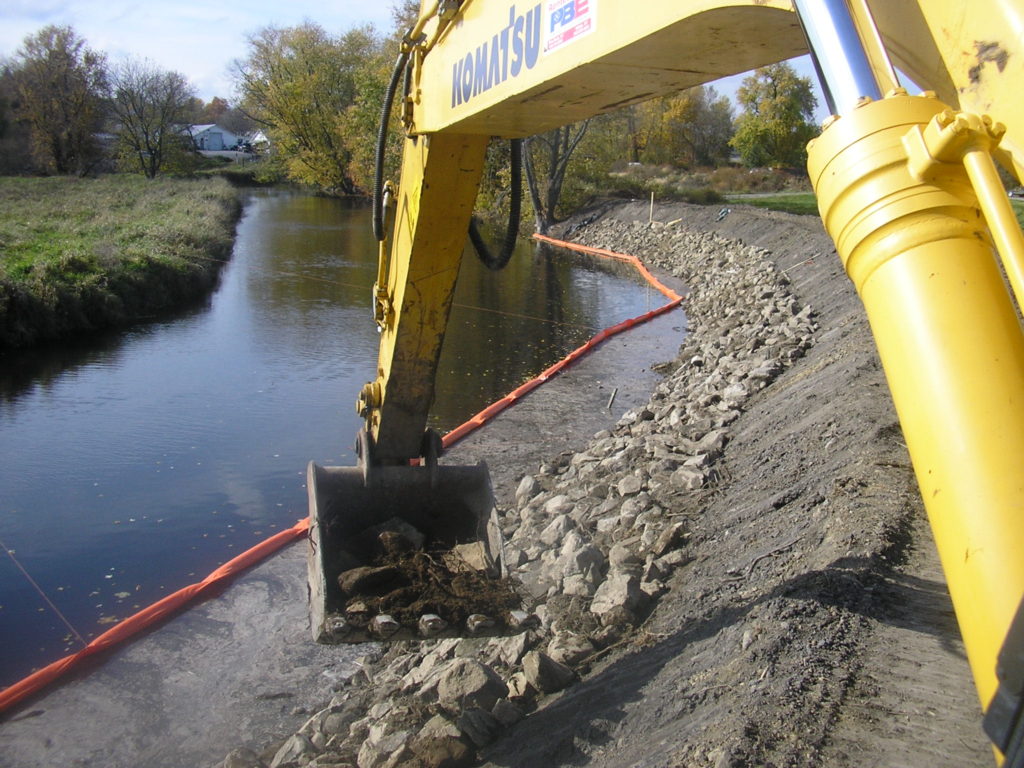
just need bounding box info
[543,0,595,54]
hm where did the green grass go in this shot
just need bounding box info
[1011,198,1024,229]
[724,192,821,216]
[0,175,241,347]
[729,193,1024,224]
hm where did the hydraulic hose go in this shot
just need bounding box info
[469,138,522,271]
[373,46,411,242]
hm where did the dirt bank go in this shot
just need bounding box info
[225,199,989,768]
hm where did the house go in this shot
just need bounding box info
[187,124,242,152]
[248,130,271,151]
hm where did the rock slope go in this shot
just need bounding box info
[216,202,990,768]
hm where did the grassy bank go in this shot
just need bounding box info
[0,175,241,348]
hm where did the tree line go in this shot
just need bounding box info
[1,8,819,227]
[0,25,255,179]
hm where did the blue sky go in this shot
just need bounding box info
[0,1,397,101]
[0,1,827,120]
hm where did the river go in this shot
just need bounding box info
[0,189,661,688]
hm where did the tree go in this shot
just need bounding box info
[109,58,196,178]
[688,87,735,166]
[11,25,108,175]
[631,86,734,167]
[522,123,590,234]
[390,0,422,32]
[235,23,385,192]
[0,59,35,174]
[198,96,229,124]
[730,62,819,168]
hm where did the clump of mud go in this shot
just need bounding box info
[327,518,530,640]
[339,550,524,628]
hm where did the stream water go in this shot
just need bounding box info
[0,189,661,688]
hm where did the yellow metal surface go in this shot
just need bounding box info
[403,0,1024,185]
[904,107,1024,315]
[807,91,1024,715]
[867,0,1024,181]
[412,0,805,137]
[366,131,489,462]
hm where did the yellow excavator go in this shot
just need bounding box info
[306,0,1024,761]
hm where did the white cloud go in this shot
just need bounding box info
[0,0,396,101]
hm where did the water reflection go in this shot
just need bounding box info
[0,189,656,687]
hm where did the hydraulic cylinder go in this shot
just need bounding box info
[807,90,1024,715]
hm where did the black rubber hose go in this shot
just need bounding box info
[373,47,411,242]
[469,138,522,271]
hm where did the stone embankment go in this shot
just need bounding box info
[214,214,817,768]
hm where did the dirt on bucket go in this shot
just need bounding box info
[328,519,530,639]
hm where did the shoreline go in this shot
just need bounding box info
[0,175,242,349]
[0,225,689,768]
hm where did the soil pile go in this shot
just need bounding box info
[214,201,990,768]
[332,546,526,638]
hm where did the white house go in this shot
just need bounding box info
[248,130,271,150]
[188,124,242,151]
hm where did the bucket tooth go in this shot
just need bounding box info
[466,614,496,634]
[370,614,401,638]
[418,614,449,637]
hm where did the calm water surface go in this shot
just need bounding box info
[0,190,660,686]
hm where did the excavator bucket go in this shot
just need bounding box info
[306,460,529,643]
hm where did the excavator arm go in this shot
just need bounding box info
[311,1,1024,760]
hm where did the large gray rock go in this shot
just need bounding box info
[542,494,574,516]
[491,698,525,726]
[457,707,503,748]
[617,474,643,496]
[670,466,705,490]
[408,716,475,768]
[590,572,645,619]
[608,542,643,573]
[221,747,267,768]
[547,631,596,666]
[554,531,606,579]
[515,474,540,505]
[356,729,412,768]
[436,658,509,713]
[522,650,576,694]
[270,733,317,768]
[539,514,574,546]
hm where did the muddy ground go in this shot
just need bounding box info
[215,199,992,768]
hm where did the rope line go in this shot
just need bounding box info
[0,536,88,648]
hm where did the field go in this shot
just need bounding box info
[0,175,240,348]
